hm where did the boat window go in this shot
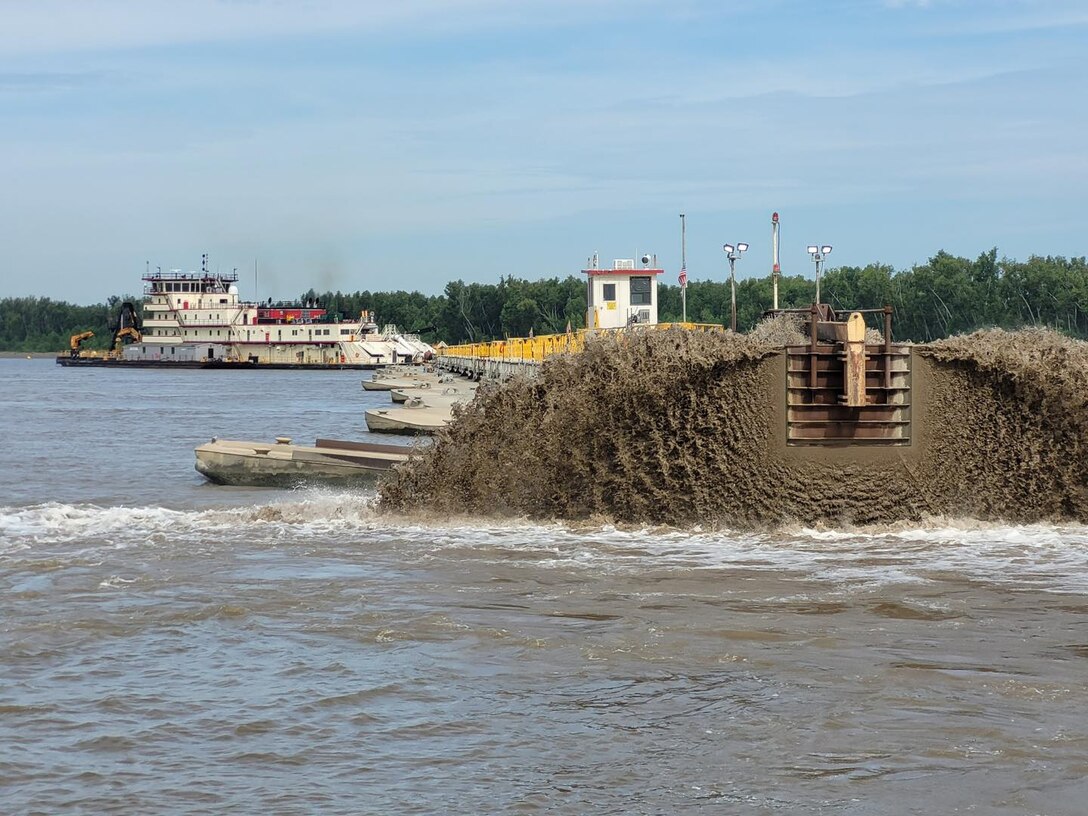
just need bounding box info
[602,283,616,301]
[630,276,652,305]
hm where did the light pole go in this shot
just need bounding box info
[806,244,832,305]
[723,242,748,332]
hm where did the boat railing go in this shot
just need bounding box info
[143,271,240,283]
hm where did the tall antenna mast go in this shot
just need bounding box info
[771,212,781,311]
[254,259,258,302]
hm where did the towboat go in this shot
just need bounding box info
[60,260,434,369]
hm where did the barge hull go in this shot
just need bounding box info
[57,356,380,370]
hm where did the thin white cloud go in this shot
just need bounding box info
[0,0,676,55]
[0,71,106,92]
[892,0,1088,34]
[0,0,443,54]
[970,9,1088,34]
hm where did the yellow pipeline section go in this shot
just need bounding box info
[442,323,722,363]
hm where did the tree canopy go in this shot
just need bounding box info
[3,251,1086,351]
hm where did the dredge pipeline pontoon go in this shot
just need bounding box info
[195,437,415,486]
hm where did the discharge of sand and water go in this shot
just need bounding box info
[379,325,1088,527]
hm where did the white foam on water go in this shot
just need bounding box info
[0,489,384,550]
[384,514,1088,593]
[0,502,193,549]
[3,496,1088,593]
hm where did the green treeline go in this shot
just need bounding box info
[302,276,587,345]
[3,251,1086,351]
[312,249,1088,343]
[0,294,142,353]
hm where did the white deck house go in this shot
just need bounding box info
[583,255,663,330]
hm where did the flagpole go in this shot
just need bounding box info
[680,212,687,323]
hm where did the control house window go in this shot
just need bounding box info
[602,283,616,301]
[630,276,652,305]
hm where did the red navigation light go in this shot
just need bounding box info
[772,212,779,222]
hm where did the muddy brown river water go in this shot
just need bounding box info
[2,357,1087,814]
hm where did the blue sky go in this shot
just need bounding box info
[2,0,1085,303]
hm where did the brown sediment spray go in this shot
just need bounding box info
[379,325,1088,528]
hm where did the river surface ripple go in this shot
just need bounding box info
[2,359,1087,815]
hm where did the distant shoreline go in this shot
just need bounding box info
[0,351,56,358]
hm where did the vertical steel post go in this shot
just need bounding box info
[809,303,819,390]
[729,256,737,332]
[771,212,780,311]
[680,213,687,324]
[883,305,893,390]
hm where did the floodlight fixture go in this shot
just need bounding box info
[808,242,833,305]
[723,240,748,332]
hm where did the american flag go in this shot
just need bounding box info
[678,265,688,288]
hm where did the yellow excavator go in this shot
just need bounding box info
[104,302,143,358]
[69,330,95,356]
[108,326,142,358]
[67,303,143,360]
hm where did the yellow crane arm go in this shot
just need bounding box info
[69,330,94,351]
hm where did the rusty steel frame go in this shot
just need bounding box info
[786,305,910,447]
